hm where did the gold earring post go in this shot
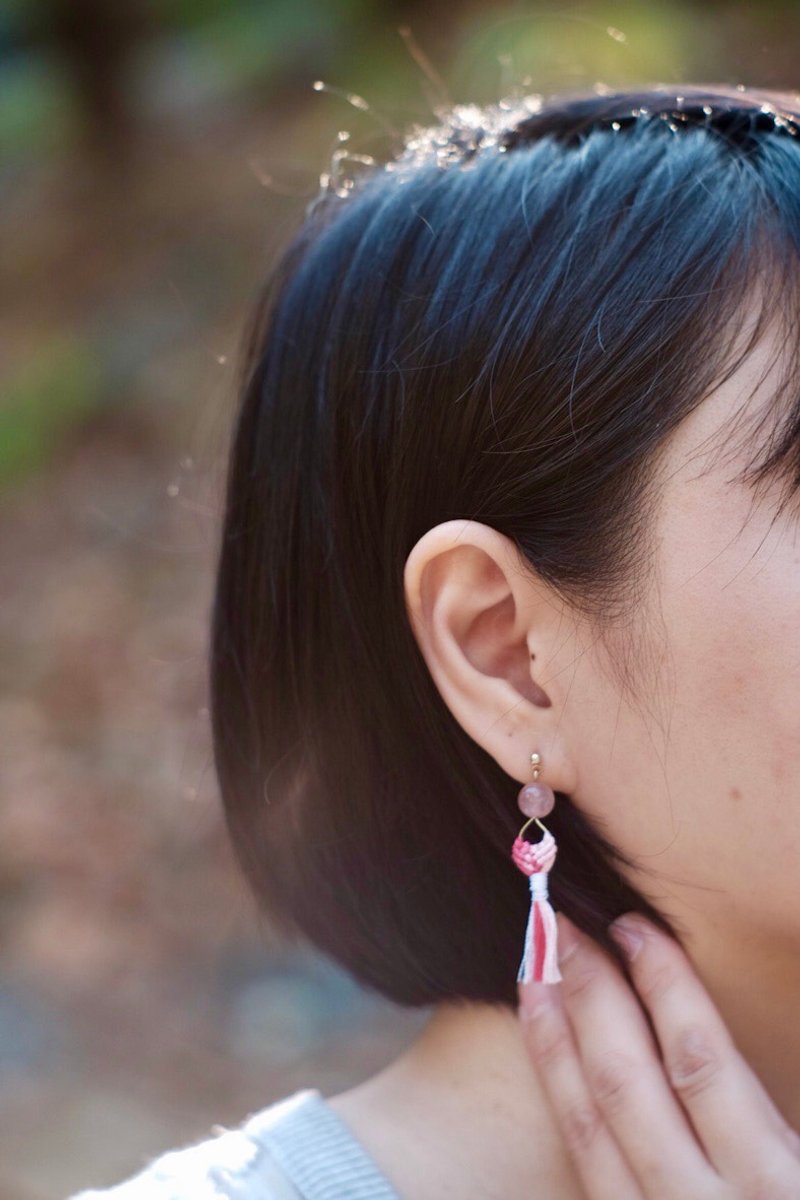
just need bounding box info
[517,750,552,841]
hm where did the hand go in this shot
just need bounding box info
[517,912,800,1199]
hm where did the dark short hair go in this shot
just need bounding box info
[210,83,800,1009]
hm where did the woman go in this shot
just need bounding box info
[72,82,800,1198]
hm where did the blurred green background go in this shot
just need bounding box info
[1,2,798,1196]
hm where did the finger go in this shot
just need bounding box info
[557,915,721,1199]
[611,913,800,1182]
[518,981,643,1200]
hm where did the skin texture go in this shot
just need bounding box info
[325,305,800,1198]
[516,911,800,1197]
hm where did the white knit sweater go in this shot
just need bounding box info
[67,1088,402,1200]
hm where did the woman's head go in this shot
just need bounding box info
[210,83,800,1010]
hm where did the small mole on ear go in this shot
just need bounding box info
[530,652,535,659]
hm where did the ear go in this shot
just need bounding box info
[403,519,579,792]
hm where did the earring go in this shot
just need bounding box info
[511,751,561,984]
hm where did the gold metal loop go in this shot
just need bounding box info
[517,814,550,841]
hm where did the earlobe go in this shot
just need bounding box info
[403,519,576,789]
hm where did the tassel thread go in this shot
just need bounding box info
[511,830,562,984]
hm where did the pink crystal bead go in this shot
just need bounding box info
[517,781,555,819]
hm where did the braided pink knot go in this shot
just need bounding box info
[511,829,557,877]
[512,825,561,984]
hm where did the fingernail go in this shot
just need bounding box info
[556,913,582,965]
[610,915,645,961]
[517,979,554,1021]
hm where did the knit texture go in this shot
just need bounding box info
[68,1087,402,1200]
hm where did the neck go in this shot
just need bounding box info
[329,1001,586,1200]
[328,920,800,1199]
[679,910,800,1129]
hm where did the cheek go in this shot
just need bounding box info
[657,535,800,892]
[568,544,800,916]
[567,487,800,928]
[680,577,799,757]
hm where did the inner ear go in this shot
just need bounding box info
[465,591,552,709]
[528,652,551,707]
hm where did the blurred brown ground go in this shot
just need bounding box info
[0,94,425,1199]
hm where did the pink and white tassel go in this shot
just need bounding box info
[512,828,561,984]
